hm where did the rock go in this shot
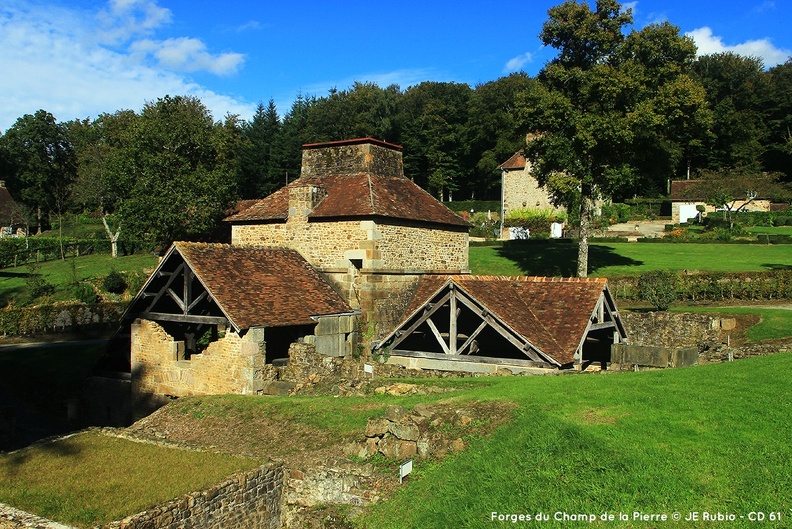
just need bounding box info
[450,438,465,453]
[388,421,420,442]
[261,380,297,396]
[453,410,474,427]
[416,438,431,458]
[385,405,410,423]
[378,435,417,459]
[364,418,390,438]
[374,386,387,395]
[412,403,435,418]
[386,383,418,396]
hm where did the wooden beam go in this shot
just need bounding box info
[387,291,452,350]
[425,316,450,355]
[449,286,458,355]
[391,349,551,368]
[458,319,488,355]
[187,291,209,312]
[137,311,228,325]
[145,262,185,312]
[166,288,186,311]
[589,321,617,331]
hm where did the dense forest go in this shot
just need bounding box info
[1,0,790,252]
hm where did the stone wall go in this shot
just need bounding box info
[502,165,562,216]
[300,141,404,179]
[130,320,274,403]
[231,220,468,273]
[101,463,284,529]
[621,312,723,349]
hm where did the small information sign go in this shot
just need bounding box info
[400,459,413,483]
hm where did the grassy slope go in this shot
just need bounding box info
[0,432,265,528]
[359,354,792,528]
[0,253,158,304]
[469,242,792,277]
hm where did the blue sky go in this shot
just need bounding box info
[1,0,790,133]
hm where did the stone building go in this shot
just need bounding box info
[499,150,564,238]
[224,138,471,334]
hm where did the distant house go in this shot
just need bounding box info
[669,179,787,224]
[499,150,564,239]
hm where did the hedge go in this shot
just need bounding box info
[0,301,126,336]
[0,237,151,268]
[609,270,792,303]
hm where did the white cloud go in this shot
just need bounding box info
[686,26,792,68]
[0,0,253,132]
[131,37,245,75]
[504,52,533,73]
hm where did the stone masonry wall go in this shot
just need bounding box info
[101,462,284,529]
[621,312,722,349]
[300,142,404,179]
[131,320,274,401]
[502,166,562,216]
[231,220,468,273]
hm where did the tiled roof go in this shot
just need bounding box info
[404,275,608,365]
[174,242,352,329]
[669,180,702,201]
[0,185,21,226]
[225,173,470,228]
[499,150,527,170]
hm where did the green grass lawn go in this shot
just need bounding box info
[469,242,792,277]
[744,226,792,235]
[359,354,792,528]
[0,432,265,528]
[0,253,158,305]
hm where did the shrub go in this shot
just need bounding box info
[637,270,678,310]
[74,283,99,304]
[102,269,127,294]
[25,264,54,301]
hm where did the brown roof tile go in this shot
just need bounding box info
[174,242,352,329]
[499,150,527,170]
[225,173,470,228]
[404,275,608,365]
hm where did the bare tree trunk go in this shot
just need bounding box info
[101,213,121,259]
[577,196,591,278]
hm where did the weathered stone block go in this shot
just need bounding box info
[385,405,410,423]
[365,418,390,437]
[388,421,420,441]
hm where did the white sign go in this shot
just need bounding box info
[363,363,374,377]
[400,459,413,483]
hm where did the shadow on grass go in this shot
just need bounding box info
[497,240,643,276]
[762,263,792,270]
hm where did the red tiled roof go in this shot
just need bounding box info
[404,275,608,365]
[499,150,527,170]
[0,185,22,226]
[669,179,702,201]
[174,242,352,329]
[225,173,470,228]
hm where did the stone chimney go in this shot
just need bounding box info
[300,138,404,179]
[288,184,327,222]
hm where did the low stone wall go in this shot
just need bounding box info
[610,344,699,371]
[102,462,284,529]
[621,312,723,348]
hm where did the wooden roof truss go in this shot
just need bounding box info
[379,280,560,366]
[573,288,627,362]
[125,248,231,329]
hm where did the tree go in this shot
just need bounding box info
[520,0,711,277]
[762,59,792,180]
[238,100,283,199]
[692,53,768,172]
[400,82,472,199]
[107,95,239,250]
[682,169,791,230]
[69,111,139,257]
[0,110,76,233]
[466,73,537,199]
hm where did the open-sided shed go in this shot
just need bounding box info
[374,275,627,370]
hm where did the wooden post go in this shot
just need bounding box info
[449,284,457,355]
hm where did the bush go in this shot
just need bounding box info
[25,264,54,301]
[637,270,678,310]
[102,269,127,294]
[73,283,99,304]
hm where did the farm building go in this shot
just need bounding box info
[376,275,626,373]
[89,138,629,422]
